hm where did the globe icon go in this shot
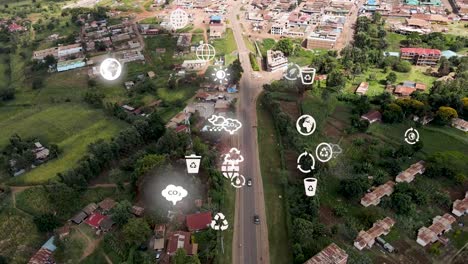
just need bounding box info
[196,44,216,61]
[100,58,122,81]
[170,8,189,30]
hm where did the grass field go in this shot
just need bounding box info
[257,96,293,264]
[386,32,405,52]
[344,67,437,96]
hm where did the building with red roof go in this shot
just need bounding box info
[360,110,382,124]
[8,23,25,32]
[85,212,106,229]
[186,212,212,232]
[167,231,198,255]
[400,48,441,65]
[304,243,348,264]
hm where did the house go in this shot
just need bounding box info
[394,81,426,97]
[98,198,116,212]
[266,50,288,72]
[400,48,441,65]
[360,110,382,124]
[355,82,369,95]
[154,224,166,251]
[177,33,192,49]
[33,142,50,160]
[181,60,207,71]
[186,212,212,232]
[57,58,86,72]
[99,217,115,232]
[413,115,434,125]
[209,23,226,39]
[452,192,468,217]
[167,231,198,255]
[128,40,141,49]
[304,243,348,264]
[55,225,71,239]
[58,44,83,58]
[29,237,56,264]
[85,212,107,229]
[395,161,425,183]
[33,47,59,60]
[361,181,395,207]
[70,211,88,224]
[417,214,456,246]
[83,203,98,215]
[354,217,396,250]
[451,118,468,132]
[175,124,189,134]
[8,23,25,32]
[306,30,339,50]
[132,205,145,217]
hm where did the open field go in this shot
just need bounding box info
[257,96,293,264]
[344,67,437,96]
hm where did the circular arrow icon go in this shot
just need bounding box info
[297,151,315,173]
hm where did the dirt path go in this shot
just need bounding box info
[103,253,113,264]
[75,226,103,261]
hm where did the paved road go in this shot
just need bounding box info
[228,2,283,264]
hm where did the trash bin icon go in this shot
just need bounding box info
[185,154,202,174]
[304,177,317,197]
[300,67,316,85]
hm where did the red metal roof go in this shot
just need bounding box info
[85,212,106,228]
[167,231,197,255]
[186,212,212,231]
[400,48,441,55]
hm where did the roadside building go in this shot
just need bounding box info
[304,243,348,264]
[306,31,338,50]
[58,44,83,58]
[28,237,56,264]
[98,198,116,213]
[361,181,395,207]
[355,82,369,95]
[354,217,396,250]
[166,231,198,255]
[57,58,86,72]
[452,192,468,217]
[85,212,106,229]
[360,110,382,124]
[266,50,288,72]
[416,214,456,247]
[186,212,212,232]
[451,118,468,132]
[209,23,226,39]
[33,47,59,60]
[395,161,425,183]
[400,48,441,65]
[181,60,207,71]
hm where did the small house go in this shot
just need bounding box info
[186,212,212,232]
[132,205,145,217]
[361,110,382,124]
[98,198,116,213]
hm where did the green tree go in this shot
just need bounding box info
[394,60,412,73]
[274,38,294,55]
[111,200,132,226]
[435,106,458,125]
[122,218,151,246]
[391,193,414,215]
[438,57,451,76]
[135,154,166,176]
[326,70,346,90]
[33,213,60,232]
[386,72,397,84]
[382,103,403,123]
[339,177,370,199]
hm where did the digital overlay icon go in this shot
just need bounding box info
[297,151,315,173]
[221,148,246,188]
[185,154,201,174]
[208,115,242,135]
[196,43,216,61]
[170,8,189,30]
[161,185,188,205]
[300,67,316,85]
[210,212,229,231]
[212,67,230,84]
[296,115,316,136]
[315,143,333,163]
[304,177,318,197]
[284,63,301,81]
[100,58,122,81]
[404,127,419,145]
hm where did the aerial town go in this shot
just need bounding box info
[0,0,467,264]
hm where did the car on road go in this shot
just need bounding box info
[247,178,252,186]
[254,215,260,224]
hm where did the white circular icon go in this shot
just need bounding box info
[196,43,216,61]
[284,63,301,81]
[212,67,230,84]
[231,174,246,188]
[315,143,333,163]
[100,58,122,81]
[297,151,315,173]
[404,127,419,145]
[170,8,189,30]
[296,115,316,136]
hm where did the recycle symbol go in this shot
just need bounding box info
[190,162,196,168]
[304,74,312,81]
[210,212,229,231]
[308,185,314,192]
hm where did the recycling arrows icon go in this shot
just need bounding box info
[210,213,228,231]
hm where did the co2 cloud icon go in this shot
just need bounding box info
[208,115,242,135]
[161,185,188,205]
